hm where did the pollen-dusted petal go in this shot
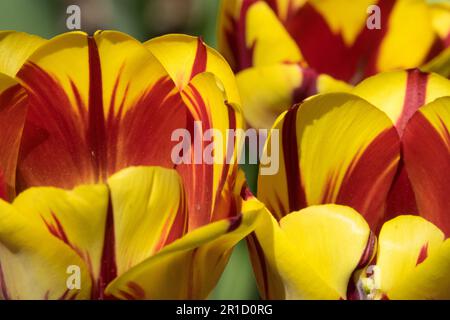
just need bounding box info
[257,93,400,231]
[403,97,450,236]
[0,199,91,300]
[104,209,260,300]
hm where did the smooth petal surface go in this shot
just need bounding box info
[11,166,188,299]
[178,72,244,229]
[236,63,351,129]
[144,34,240,105]
[0,199,91,300]
[353,70,450,219]
[105,210,260,300]
[403,97,450,236]
[218,0,302,72]
[376,215,450,299]
[284,0,436,82]
[16,31,182,190]
[0,73,28,199]
[353,70,450,136]
[257,93,400,230]
[249,201,372,299]
[0,31,45,77]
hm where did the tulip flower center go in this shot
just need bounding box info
[357,265,382,300]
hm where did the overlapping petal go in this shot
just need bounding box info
[13,31,242,232]
[236,64,351,129]
[403,97,450,237]
[257,93,400,230]
[0,74,28,200]
[0,31,45,77]
[247,200,372,299]
[219,0,449,83]
[0,166,259,299]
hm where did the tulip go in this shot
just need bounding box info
[217,0,450,129]
[0,30,258,299]
[245,200,450,299]
[0,166,259,299]
[0,31,44,200]
[245,81,450,299]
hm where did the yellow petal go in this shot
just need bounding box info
[12,166,188,299]
[144,34,241,105]
[105,210,260,299]
[179,72,244,229]
[258,93,400,231]
[376,0,435,72]
[107,166,188,276]
[218,0,302,71]
[0,31,45,77]
[0,199,91,300]
[237,63,352,129]
[353,70,450,136]
[12,184,110,287]
[376,215,449,299]
[249,200,372,299]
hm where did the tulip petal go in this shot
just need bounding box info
[16,31,184,190]
[376,215,449,299]
[179,72,244,229]
[107,166,188,276]
[104,210,260,299]
[353,70,450,137]
[12,183,110,298]
[403,97,450,236]
[0,31,45,77]
[249,200,372,299]
[0,199,91,300]
[218,0,302,72]
[144,34,241,105]
[0,74,28,199]
[258,93,400,230]
[237,63,351,129]
[11,166,188,299]
[376,0,435,73]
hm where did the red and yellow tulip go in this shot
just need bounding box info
[0,30,259,299]
[246,72,450,299]
[218,0,450,128]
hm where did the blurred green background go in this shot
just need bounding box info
[0,0,259,300]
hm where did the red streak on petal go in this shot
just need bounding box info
[95,193,117,299]
[190,37,207,80]
[281,105,306,217]
[87,36,108,182]
[336,127,400,231]
[396,69,428,137]
[416,243,428,266]
[126,281,145,300]
[225,0,257,71]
